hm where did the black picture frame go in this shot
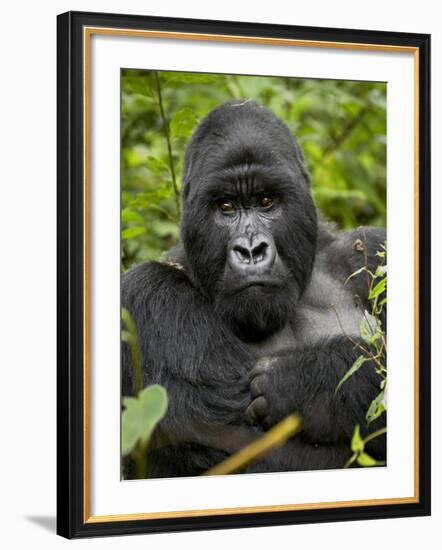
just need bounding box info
[57,10,431,539]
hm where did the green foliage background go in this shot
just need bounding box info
[121,70,386,271]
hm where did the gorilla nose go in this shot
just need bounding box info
[233,241,268,264]
[228,234,276,273]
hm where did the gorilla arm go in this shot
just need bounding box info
[246,338,386,459]
[122,261,256,454]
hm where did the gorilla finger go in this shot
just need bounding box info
[246,403,259,424]
[251,396,269,419]
[250,375,267,398]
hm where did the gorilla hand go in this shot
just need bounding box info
[246,356,295,430]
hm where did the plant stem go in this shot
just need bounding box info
[343,453,357,469]
[153,72,180,217]
[121,308,143,396]
[363,427,387,445]
[132,440,148,479]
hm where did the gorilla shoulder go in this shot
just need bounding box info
[292,224,387,348]
[122,260,191,303]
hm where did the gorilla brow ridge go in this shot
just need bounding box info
[196,164,303,201]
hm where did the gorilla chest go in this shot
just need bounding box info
[247,275,364,358]
[247,324,297,358]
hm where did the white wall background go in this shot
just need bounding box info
[0,0,439,547]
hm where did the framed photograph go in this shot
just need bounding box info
[57,11,431,538]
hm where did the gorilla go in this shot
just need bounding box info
[122,100,386,478]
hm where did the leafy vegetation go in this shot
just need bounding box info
[336,242,387,467]
[121,71,387,474]
[121,70,386,271]
[121,308,168,478]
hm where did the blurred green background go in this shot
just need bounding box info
[121,70,386,271]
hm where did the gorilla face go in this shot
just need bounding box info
[181,101,317,342]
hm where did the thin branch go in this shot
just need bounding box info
[363,427,387,445]
[323,106,370,158]
[203,414,303,476]
[153,72,180,217]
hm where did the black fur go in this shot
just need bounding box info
[122,101,386,478]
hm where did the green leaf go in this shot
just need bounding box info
[121,385,168,456]
[368,276,387,300]
[122,226,146,240]
[335,355,367,394]
[360,311,382,344]
[312,187,366,201]
[152,220,180,239]
[357,451,379,467]
[375,265,387,277]
[122,208,144,225]
[163,73,220,84]
[366,390,386,425]
[124,145,149,168]
[122,75,154,96]
[170,108,198,138]
[145,156,170,177]
[351,425,365,453]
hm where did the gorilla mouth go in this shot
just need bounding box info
[232,280,282,294]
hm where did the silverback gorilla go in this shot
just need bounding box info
[122,100,386,478]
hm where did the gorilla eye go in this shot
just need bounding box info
[258,195,274,209]
[217,199,236,214]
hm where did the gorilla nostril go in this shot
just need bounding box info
[233,245,252,264]
[229,235,275,272]
[251,242,268,264]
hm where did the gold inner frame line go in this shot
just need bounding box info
[82,26,420,524]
